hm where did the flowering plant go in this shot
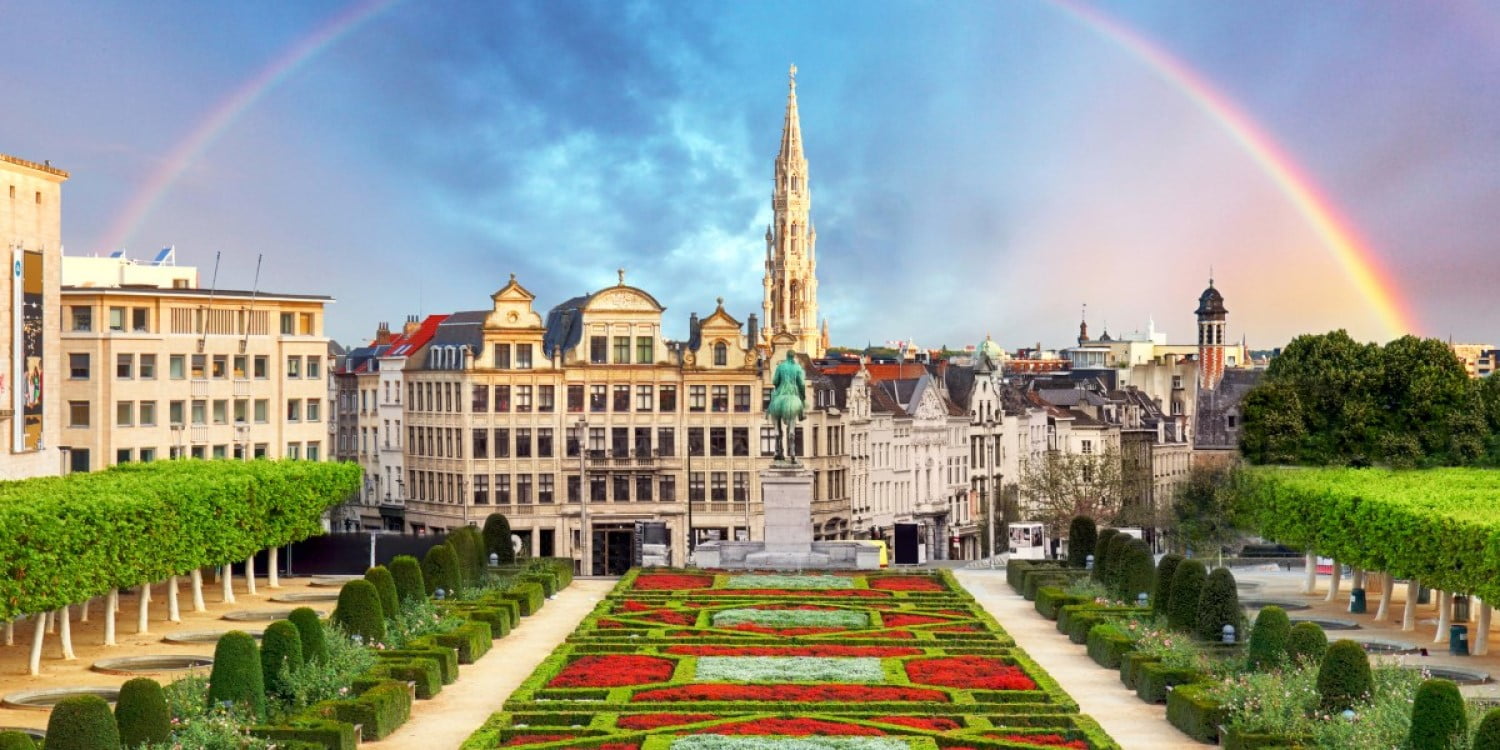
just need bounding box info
[548,654,676,688]
[905,656,1037,691]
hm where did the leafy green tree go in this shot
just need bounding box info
[422,544,462,596]
[390,555,426,603]
[1172,463,1241,558]
[364,565,399,618]
[260,620,304,698]
[0,731,35,750]
[1118,540,1155,603]
[332,579,386,644]
[1167,559,1207,633]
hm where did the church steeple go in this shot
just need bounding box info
[762,64,822,357]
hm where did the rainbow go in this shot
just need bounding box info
[96,0,399,257]
[1051,0,1419,338]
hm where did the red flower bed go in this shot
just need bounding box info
[881,613,949,627]
[695,588,890,598]
[616,713,717,729]
[548,655,676,688]
[597,619,624,629]
[701,717,885,736]
[988,734,1088,749]
[869,577,945,592]
[633,574,713,590]
[504,735,571,746]
[873,715,961,731]
[906,656,1037,691]
[666,645,922,657]
[620,600,653,612]
[632,684,948,703]
[641,610,695,626]
[860,630,916,639]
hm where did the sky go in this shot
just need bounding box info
[3,0,1497,352]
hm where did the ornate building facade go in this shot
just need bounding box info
[762,65,825,358]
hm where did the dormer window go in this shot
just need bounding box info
[714,342,728,367]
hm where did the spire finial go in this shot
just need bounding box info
[617,268,625,286]
[716,296,724,308]
[1209,266,1214,287]
[509,272,516,282]
[789,63,797,89]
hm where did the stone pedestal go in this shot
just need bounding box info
[691,463,875,570]
[760,466,815,554]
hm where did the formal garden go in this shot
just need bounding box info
[461,568,1119,749]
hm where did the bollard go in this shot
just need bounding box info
[1222,624,1236,644]
[1085,555,1094,571]
[1451,624,1470,656]
[1137,592,1149,607]
[1349,587,1367,614]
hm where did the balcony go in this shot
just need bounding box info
[582,449,665,472]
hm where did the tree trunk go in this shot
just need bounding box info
[1476,601,1492,656]
[191,568,206,612]
[167,576,181,622]
[28,612,45,676]
[137,582,151,634]
[222,564,236,604]
[1375,573,1395,621]
[3,619,12,646]
[245,555,257,596]
[1434,591,1452,643]
[1302,551,1317,594]
[104,588,118,646]
[80,597,90,623]
[268,547,280,588]
[1403,578,1420,632]
[1350,568,1365,595]
[1323,560,1341,602]
[58,606,74,660]
[45,609,54,635]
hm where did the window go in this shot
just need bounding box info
[634,427,651,457]
[139,401,157,427]
[611,427,629,457]
[660,475,676,502]
[71,306,92,331]
[306,442,320,461]
[495,475,511,504]
[169,401,185,426]
[116,401,134,427]
[657,428,675,457]
[761,426,777,455]
[711,385,728,413]
[234,399,247,423]
[515,344,532,369]
[613,336,630,363]
[473,474,489,505]
[516,385,532,412]
[139,447,156,462]
[689,385,706,412]
[517,474,533,504]
[659,385,677,412]
[636,336,652,364]
[613,474,630,502]
[567,475,581,503]
[588,427,606,453]
[109,307,126,332]
[286,443,301,459]
[689,472,705,502]
[286,399,302,422]
[69,448,90,472]
[763,387,773,410]
[734,386,751,413]
[69,401,90,427]
[307,356,321,379]
[213,400,228,425]
[212,355,227,379]
[494,428,509,458]
[472,384,489,412]
[254,444,268,459]
[493,343,511,369]
[139,354,157,379]
[516,428,533,458]
[566,384,583,413]
[306,400,320,422]
[590,336,607,364]
[191,445,206,459]
[232,355,246,379]
[711,472,728,501]
[590,385,607,412]
[253,356,268,379]
[590,476,607,502]
[538,428,553,458]
[734,472,749,502]
[688,428,704,457]
[636,474,653,502]
[280,313,295,335]
[714,342,728,366]
[733,427,749,456]
[538,474,554,504]
[612,385,629,412]
[254,399,269,423]
[492,384,510,412]
[117,448,132,464]
[286,356,301,378]
[190,354,206,379]
[69,353,89,379]
[565,426,580,458]
[212,444,228,460]
[635,384,653,411]
[116,353,133,379]
[131,307,149,332]
[538,385,555,412]
[191,400,207,425]
[1081,440,1093,454]
[710,427,727,456]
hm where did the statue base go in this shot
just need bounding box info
[691,465,879,571]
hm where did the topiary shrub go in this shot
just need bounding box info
[1102,533,1132,594]
[1472,707,1500,750]
[390,555,425,604]
[1067,515,1097,568]
[0,732,34,750]
[332,579,386,645]
[261,619,305,698]
[422,544,461,597]
[1246,606,1292,670]
[1287,621,1328,665]
[1316,639,1373,712]
[288,606,328,665]
[364,566,399,619]
[114,677,169,748]
[1119,539,1156,603]
[444,530,475,589]
[460,526,489,580]
[45,694,120,750]
[1195,567,1241,642]
[483,513,514,565]
[1167,559,1207,633]
[1152,554,1184,620]
[1407,678,1466,750]
[207,630,266,720]
[1093,528,1120,581]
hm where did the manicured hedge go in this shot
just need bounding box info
[1408,678,1466,750]
[1151,554,1183,620]
[1135,662,1202,704]
[289,606,328,665]
[1035,586,1088,620]
[422,544,462,596]
[1167,559,1207,633]
[1195,567,1241,642]
[249,719,358,750]
[1247,606,1291,670]
[390,555,425,603]
[45,694,121,750]
[1287,621,1328,665]
[503,582,545,616]
[364,565,399,618]
[483,513,514,565]
[208,630,265,721]
[1093,529,1121,581]
[1068,515,1097,568]
[377,644,458,684]
[432,621,493,664]
[261,620,304,697]
[369,657,443,699]
[1317,639,1372,712]
[311,680,412,741]
[332,579,386,644]
[0,460,360,619]
[115,677,170,748]
[1119,652,1159,691]
[1165,682,1223,744]
[1086,623,1135,669]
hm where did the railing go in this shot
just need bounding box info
[582,449,664,471]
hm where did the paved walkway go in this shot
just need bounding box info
[955,570,1207,750]
[365,578,616,750]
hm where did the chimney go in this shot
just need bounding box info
[403,314,420,336]
[689,312,700,347]
[747,313,759,347]
[374,322,393,345]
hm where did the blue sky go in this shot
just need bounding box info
[4,1,1497,350]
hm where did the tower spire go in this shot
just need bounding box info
[779,64,803,163]
[762,64,821,357]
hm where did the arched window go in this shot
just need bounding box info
[714,341,728,367]
[792,175,800,192]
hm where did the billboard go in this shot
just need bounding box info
[12,249,43,451]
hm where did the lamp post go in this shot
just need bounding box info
[686,429,695,557]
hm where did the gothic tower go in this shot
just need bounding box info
[762,64,823,357]
[1195,277,1228,390]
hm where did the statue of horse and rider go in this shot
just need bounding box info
[767,351,806,463]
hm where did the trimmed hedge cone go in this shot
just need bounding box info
[446,530,477,589]
[208,630,266,721]
[289,606,328,664]
[45,694,121,750]
[1287,621,1329,665]
[115,677,170,749]
[1118,540,1155,602]
[483,512,515,565]
[365,565,400,619]
[1102,534,1132,594]
[457,526,488,582]
[1407,678,1467,750]
[261,619,305,697]
[0,731,35,750]
[1247,605,1292,670]
[1167,559,1208,633]
[422,544,461,596]
[1152,554,1184,619]
[1194,567,1241,642]
[390,555,426,603]
[1473,707,1500,749]
[333,579,387,645]
[1093,528,1120,580]
[1067,515,1097,568]
[1316,639,1373,712]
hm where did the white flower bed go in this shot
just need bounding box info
[670,737,912,750]
[711,608,871,630]
[723,574,852,589]
[693,656,884,683]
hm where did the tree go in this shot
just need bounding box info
[1018,445,1130,532]
[1067,516,1097,568]
[1287,621,1328,665]
[422,544,462,596]
[975,484,1020,559]
[1172,463,1243,559]
[1151,554,1184,619]
[389,555,426,603]
[1472,707,1500,750]
[260,620,304,698]
[1092,528,1121,582]
[1167,559,1207,633]
[364,565,399,619]
[482,513,515,565]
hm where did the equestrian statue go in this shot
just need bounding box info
[767,351,807,463]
